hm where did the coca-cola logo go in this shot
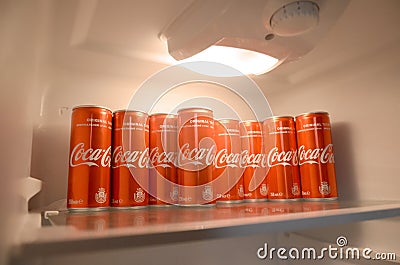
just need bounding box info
[298,144,334,165]
[267,147,298,167]
[112,146,149,168]
[149,146,176,168]
[214,148,240,168]
[69,142,111,167]
[177,143,215,169]
[240,150,267,168]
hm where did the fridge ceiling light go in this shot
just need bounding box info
[178,46,279,75]
[160,0,349,75]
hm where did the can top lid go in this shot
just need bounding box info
[177,107,213,114]
[239,119,260,124]
[217,118,240,123]
[295,111,329,118]
[150,113,177,118]
[72,105,112,112]
[264,115,294,121]
[113,109,148,115]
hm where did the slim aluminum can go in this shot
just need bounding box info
[295,111,338,200]
[177,107,215,206]
[213,119,244,203]
[67,105,112,211]
[111,110,149,208]
[240,121,268,202]
[149,113,178,206]
[263,116,301,200]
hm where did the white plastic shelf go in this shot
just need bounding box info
[15,200,400,259]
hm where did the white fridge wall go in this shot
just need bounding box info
[0,0,50,264]
[0,0,52,237]
[28,0,193,209]
[266,60,400,201]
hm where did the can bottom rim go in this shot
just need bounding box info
[216,200,243,204]
[68,207,110,212]
[244,199,268,203]
[177,204,216,208]
[268,198,302,202]
[110,206,148,210]
[303,197,338,201]
[148,204,176,208]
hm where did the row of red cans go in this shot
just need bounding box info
[246,114,337,202]
[67,106,221,210]
[67,105,337,211]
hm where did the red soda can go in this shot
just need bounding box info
[213,119,243,203]
[295,111,338,200]
[67,105,112,211]
[177,107,215,206]
[149,113,178,206]
[263,116,301,200]
[240,121,268,202]
[111,110,149,208]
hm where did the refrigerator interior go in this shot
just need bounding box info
[1,0,399,264]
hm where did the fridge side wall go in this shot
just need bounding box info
[0,0,51,263]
